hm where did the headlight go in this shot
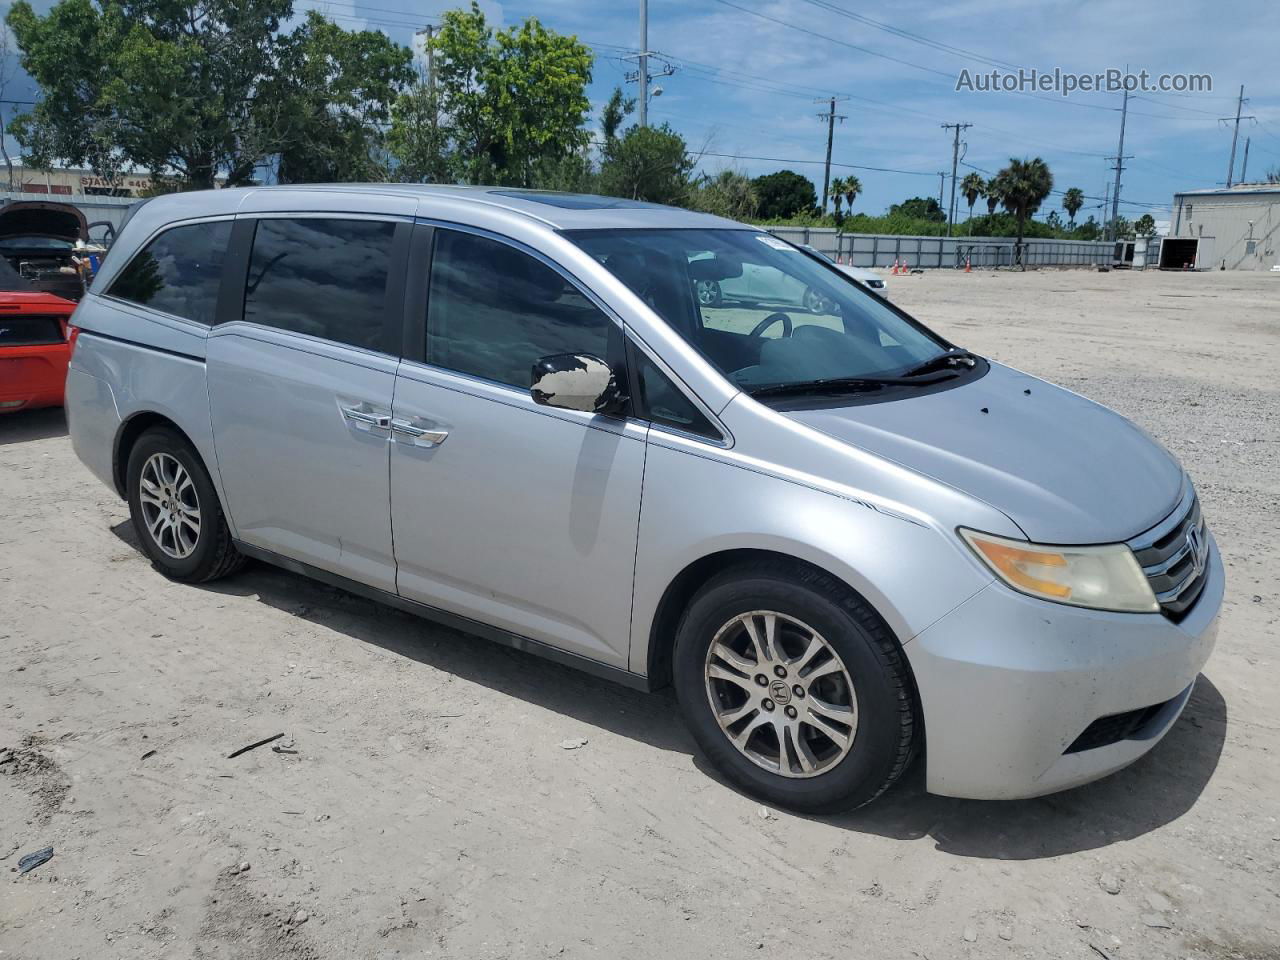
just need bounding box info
[959,529,1158,613]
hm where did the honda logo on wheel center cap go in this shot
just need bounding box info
[769,680,792,705]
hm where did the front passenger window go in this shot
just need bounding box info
[427,229,613,388]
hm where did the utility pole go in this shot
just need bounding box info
[1106,86,1131,242]
[624,0,675,128]
[941,122,972,237]
[1221,85,1255,189]
[938,172,946,219]
[1240,137,1251,184]
[423,24,434,90]
[638,0,648,128]
[815,97,848,214]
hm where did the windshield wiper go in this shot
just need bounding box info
[747,372,949,399]
[900,348,979,378]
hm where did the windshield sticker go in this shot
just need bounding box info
[756,235,796,251]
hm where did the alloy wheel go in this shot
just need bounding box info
[138,452,201,560]
[704,610,858,778]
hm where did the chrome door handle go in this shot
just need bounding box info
[341,405,391,430]
[391,419,449,447]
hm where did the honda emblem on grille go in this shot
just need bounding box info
[1186,525,1206,578]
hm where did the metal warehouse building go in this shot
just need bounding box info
[1167,183,1280,271]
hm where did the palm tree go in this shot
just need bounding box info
[985,185,1002,216]
[1062,187,1084,229]
[990,157,1054,268]
[842,175,861,216]
[960,172,985,234]
[830,176,846,219]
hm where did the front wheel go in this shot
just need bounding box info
[127,426,245,583]
[672,562,917,812]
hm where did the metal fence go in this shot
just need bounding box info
[765,226,1111,269]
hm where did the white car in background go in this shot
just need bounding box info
[801,244,889,299]
[693,243,889,314]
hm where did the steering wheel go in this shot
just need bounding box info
[750,312,793,339]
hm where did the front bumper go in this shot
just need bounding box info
[905,532,1223,800]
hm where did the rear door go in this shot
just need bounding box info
[206,214,409,592]
[388,224,646,668]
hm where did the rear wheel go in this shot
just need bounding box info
[673,562,916,812]
[126,427,244,583]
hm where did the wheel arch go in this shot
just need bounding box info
[112,411,202,498]
[644,547,909,691]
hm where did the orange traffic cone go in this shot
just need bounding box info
[964,257,971,273]
[890,259,900,275]
[902,259,910,273]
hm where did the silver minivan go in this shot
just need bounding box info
[65,185,1221,811]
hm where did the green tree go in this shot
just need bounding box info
[752,170,817,219]
[7,0,299,187]
[985,184,1002,216]
[960,172,985,232]
[272,12,413,183]
[601,86,634,144]
[842,175,861,215]
[889,196,946,223]
[387,65,450,183]
[1062,187,1085,228]
[1134,213,1157,237]
[395,2,592,187]
[692,169,758,220]
[597,123,693,205]
[829,176,846,219]
[989,157,1054,267]
[7,0,410,189]
[1111,215,1136,241]
[1073,215,1102,241]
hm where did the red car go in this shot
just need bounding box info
[0,256,77,414]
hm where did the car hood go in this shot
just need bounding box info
[786,362,1184,543]
[0,201,87,243]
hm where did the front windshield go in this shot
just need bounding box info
[568,228,948,391]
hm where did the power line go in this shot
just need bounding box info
[708,0,955,79]
[791,0,1020,71]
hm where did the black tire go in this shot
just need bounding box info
[126,426,245,583]
[672,561,916,813]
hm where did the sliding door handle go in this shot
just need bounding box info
[391,419,449,447]
[341,405,391,430]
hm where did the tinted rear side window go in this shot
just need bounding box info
[427,229,612,388]
[108,220,231,325]
[243,218,397,353]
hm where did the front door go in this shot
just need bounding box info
[389,226,645,668]
[207,215,407,592]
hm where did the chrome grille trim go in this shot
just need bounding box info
[1129,484,1209,620]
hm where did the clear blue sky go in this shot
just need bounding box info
[7,0,1279,223]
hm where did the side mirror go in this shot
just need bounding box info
[530,353,624,414]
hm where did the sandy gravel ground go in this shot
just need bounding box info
[2,268,1278,960]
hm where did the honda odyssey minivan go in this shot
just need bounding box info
[64,185,1221,811]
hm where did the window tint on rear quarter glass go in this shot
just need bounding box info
[243,218,397,352]
[426,229,612,389]
[108,220,231,325]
